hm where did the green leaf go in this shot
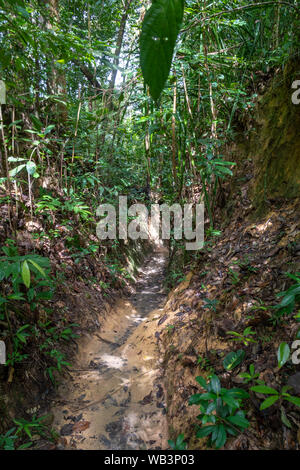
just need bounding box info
[227,414,249,429]
[251,385,278,395]
[44,125,55,135]
[176,433,184,444]
[30,115,43,131]
[215,424,227,449]
[278,293,295,308]
[26,161,37,176]
[190,392,216,403]
[205,402,216,415]
[189,393,203,405]
[280,407,292,428]
[210,375,221,394]
[196,425,216,438]
[18,442,33,450]
[230,388,249,399]
[168,439,176,449]
[15,6,30,20]
[196,376,209,390]
[9,164,26,178]
[28,259,46,277]
[7,293,25,300]
[277,342,290,369]
[8,157,26,163]
[284,396,300,408]
[21,260,30,288]
[222,393,240,409]
[285,272,300,282]
[260,395,279,410]
[223,350,245,371]
[140,0,184,100]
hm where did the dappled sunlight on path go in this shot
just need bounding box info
[52,249,169,450]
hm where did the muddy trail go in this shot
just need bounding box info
[51,250,169,450]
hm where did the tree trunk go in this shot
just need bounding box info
[107,0,133,110]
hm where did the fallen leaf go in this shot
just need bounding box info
[73,420,90,432]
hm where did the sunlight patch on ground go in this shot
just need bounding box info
[142,355,154,361]
[100,354,126,369]
[126,313,146,323]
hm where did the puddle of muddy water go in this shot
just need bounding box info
[51,250,169,450]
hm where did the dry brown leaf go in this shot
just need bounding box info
[73,420,90,433]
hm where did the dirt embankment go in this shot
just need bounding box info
[156,60,300,450]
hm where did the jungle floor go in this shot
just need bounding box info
[1,144,299,451]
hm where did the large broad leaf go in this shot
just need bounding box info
[21,260,30,288]
[285,396,300,408]
[223,350,245,371]
[214,424,227,449]
[210,375,221,395]
[28,259,46,277]
[227,414,249,429]
[196,425,216,438]
[26,161,37,176]
[260,395,279,410]
[250,385,277,395]
[140,0,184,100]
[9,164,26,178]
[277,342,290,369]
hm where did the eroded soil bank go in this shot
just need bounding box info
[50,249,170,450]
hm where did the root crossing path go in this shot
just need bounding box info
[52,250,169,450]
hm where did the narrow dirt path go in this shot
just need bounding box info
[51,249,169,450]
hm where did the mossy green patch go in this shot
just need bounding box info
[250,58,300,213]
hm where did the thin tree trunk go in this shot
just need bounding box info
[145,89,151,188]
[0,105,12,230]
[107,0,133,109]
[171,77,178,185]
[181,64,193,120]
[274,1,281,49]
